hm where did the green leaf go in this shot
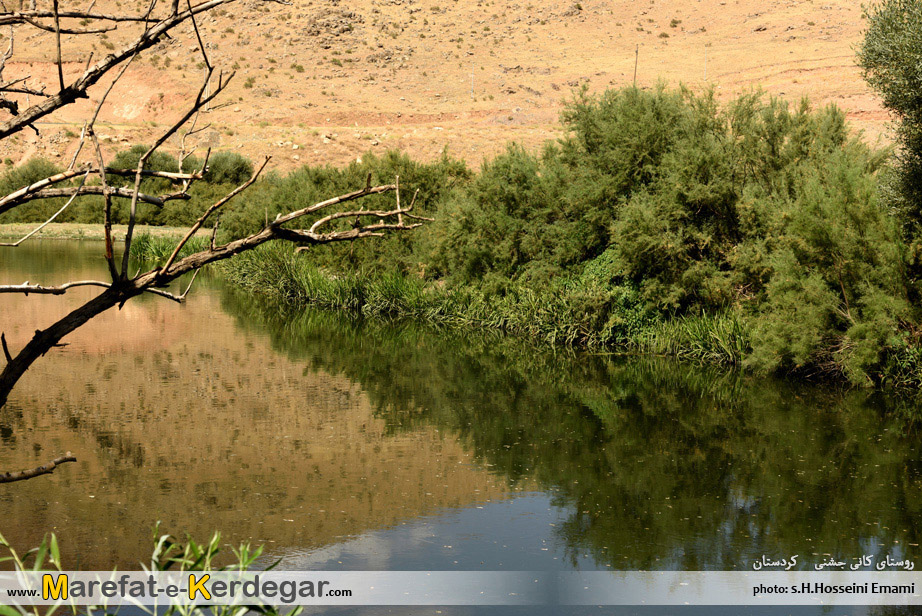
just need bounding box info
[48,535,60,568]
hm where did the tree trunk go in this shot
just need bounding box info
[0,286,132,409]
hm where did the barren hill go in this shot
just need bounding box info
[1,0,889,173]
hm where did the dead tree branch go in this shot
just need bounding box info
[0,169,90,246]
[0,10,157,26]
[0,0,246,140]
[0,0,394,489]
[0,280,114,295]
[0,453,76,484]
[160,157,270,273]
[0,178,425,409]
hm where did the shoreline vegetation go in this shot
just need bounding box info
[5,85,922,391]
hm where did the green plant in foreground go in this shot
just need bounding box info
[0,527,298,616]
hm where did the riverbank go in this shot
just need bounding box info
[15,84,922,391]
[0,222,209,242]
[222,242,922,392]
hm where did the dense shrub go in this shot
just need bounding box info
[219,149,471,274]
[0,159,68,224]
[3,85,919,387]
[418,86,914,384]
[204,151,253,184]
[858,0,922,302]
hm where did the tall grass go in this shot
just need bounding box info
[634,312,749,365]
[223,244,750,365]
[130,233,210,263]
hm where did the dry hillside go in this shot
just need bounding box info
[0,0,889,173]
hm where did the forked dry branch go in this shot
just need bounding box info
[0,0,431,481]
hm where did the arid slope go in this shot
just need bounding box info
[0,0,888,172]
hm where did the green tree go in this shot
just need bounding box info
[858,0,922,293]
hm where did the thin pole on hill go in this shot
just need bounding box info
[633,44,639,86]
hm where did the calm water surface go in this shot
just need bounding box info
[1,241,921,615]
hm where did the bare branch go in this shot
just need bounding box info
[0,168,89,216]
[0,453,76,484]
[0,25,12,78]
[186,0,210,70]
[66,122,87,171]
[0,280,113,295]
[53,0,66,91]
[107,167,203,181]
[121,65,230,277]
[0,23,13,108]
[0,75,48,97]
[0,10,156,25]
[0,84,48,96]
[6,185,190,207]
[21,14,114,34]
[0,0,243,140]
[306,205,430,237]
[0,178,424,410]
[88,45,137,127]
[160,156,270,274]
[146,269,200,303]
[89,131,118,280]
[273,184,397,227]
[0,168,203,217]
[0,170,90,247]
[1,333,11,365]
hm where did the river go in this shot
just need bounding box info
[1,241,920,615]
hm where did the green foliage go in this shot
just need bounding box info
[2,82,919,387]
[220,149,471,274]
[205,151,254,185]
[420,85,912,384]
[858,0,922,298]
[0,527,298,616]
[130,232,210,263]
[0,159,68,224]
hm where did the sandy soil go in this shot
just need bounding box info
[0,0,892,175]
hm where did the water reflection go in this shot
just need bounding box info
[2,241,921,598]
[0,242,511,569]
[220,290,922,574]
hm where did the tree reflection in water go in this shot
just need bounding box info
[222,289,922,573]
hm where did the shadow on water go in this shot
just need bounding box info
[219,288,922,574]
